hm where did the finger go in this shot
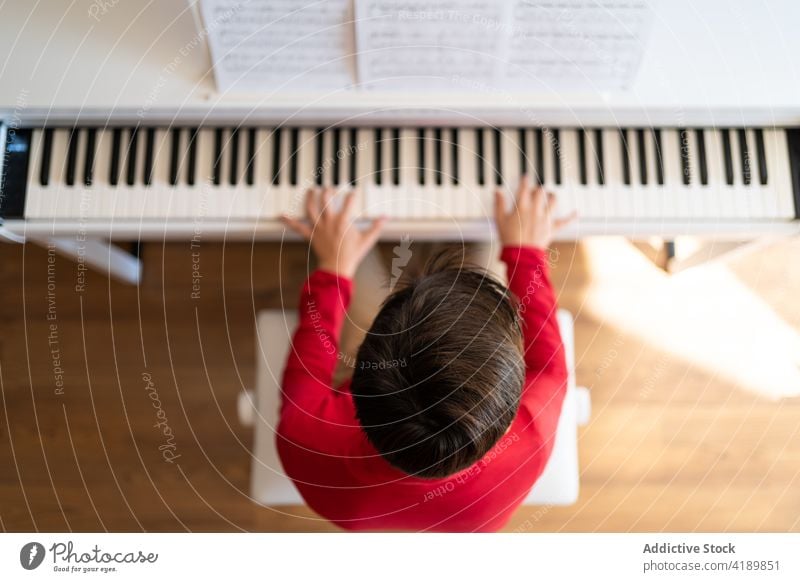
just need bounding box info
[494,190,507,219]
[546,191,558,216]
[304,189,320,223]
[362,216,387,248]
[517,175,532,210]
[531,186,547,211]
[320,187,334,220]
[553,210,578,231]
[516,174,530,196]
[280,214,313,239]
[339,191,357,225]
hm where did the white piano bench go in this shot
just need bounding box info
[240,309,590,508]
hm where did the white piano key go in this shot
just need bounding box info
[641,129,663,219]
[582,129,604,218]
[56,129,85,219]
[628,129,651,221]
[742,128,765,218]
[687,129,709,219]
[602,128,624,219]
[457,128,478,219]
[355,128,376,217]
[476,128,494,219]
[142,129,171,219]
[664,129,691,219]
[24,129,45,218]
[704,129,737,222]
[167,128,193,220]
[748,128,772,219]
[251,128,275,218]
[295,128,316,194]
[542,128,559,191]
[421,128,439,218]
[727,129,750,219]
[764,129,795,219]
[90,129,114,220]
[559,129,581,220]
[188,128,215,221]
[397,128,417,219]
[45,129,69,220]
[440,128,461,220]
[126,127,150,220]
[500,128,521,197]
[701,129,727,220]
[320,128,334,188]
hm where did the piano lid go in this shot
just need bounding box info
[0,0,799,126]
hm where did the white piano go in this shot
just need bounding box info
[1,0,800,283]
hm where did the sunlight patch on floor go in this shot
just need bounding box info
[581,237,800,399]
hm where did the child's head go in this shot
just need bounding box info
[351,251,524,479]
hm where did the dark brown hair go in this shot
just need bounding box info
[351,249,524,479]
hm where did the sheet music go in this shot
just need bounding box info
[355,0,513,91]
[355,0,653,91]
[200,0,355,92]
[505,0,654,90]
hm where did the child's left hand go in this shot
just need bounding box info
[281,188,386,278]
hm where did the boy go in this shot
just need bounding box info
[279,177,573,532]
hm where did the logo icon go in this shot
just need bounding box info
[20,542,46,570]
[390,235,413,290]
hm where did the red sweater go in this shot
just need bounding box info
[277,246,568,532]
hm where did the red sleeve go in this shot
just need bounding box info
[500,245,568,441]
[280,269,352,419]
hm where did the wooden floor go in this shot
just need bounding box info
[1,237,798,532]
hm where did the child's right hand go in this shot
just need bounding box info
[494,176,576,250]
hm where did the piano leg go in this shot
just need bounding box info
[33,237,142,285]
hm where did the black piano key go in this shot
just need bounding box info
[348,128,357,185]
[721,129,734,185]
[126,126,139,186]
[83,128,96,186]
[187,128,198,186]
[315,128,324,186]
[636,128,647,185]
[451,128,459,185]
[551,129,561,185]
[331,128,341,185]
[493,128,502,186]
[755,128,768,185]
[620,129,631,186]
[246,128,256,186]
[65,127,79,186]
[229,127,239,186]
[738,128,751,185]
[290,128,300,187]
[169,128,181,185]
[374,128,383,186]
[594,128,605,186]
[417,128,425,185]
[434,128,442,186]
[109,128,122,186]
[653,129,664,185]
[695,129,708,185]
[578,130,588,185]
[213,127,223,186]
[143,127,155,186]
[535,128,545,185]
[271,127,282,186]
[679,128,691,185]
[476,128,485,186]
[39,127,53,186]
[391,128,400,186]
[518,128,528,177]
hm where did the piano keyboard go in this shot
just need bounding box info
[2,124,799,240]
